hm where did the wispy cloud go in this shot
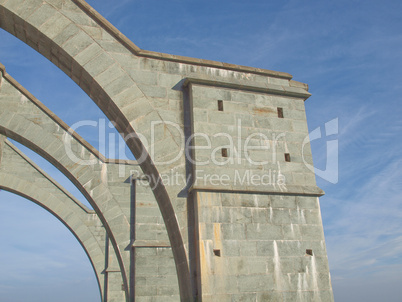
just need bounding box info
[323,158,402,279]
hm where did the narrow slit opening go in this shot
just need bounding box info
[218,100,224,111]
[221,148,228,157]
[277,107,284,118]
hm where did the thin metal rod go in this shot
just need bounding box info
[130,178,136,302]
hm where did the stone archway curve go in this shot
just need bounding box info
[0,2,192,300]
[0,65,131,300]
[0,140,107,301]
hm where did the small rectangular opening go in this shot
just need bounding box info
[218,100,224,111]
[284,153,291,162]
[213,249,221,257]
[277,107,284,118]
[306,249,313,256]
[221,148,228,157]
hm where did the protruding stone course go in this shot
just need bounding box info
[0,1,333,301]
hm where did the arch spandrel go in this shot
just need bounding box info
[0,2,192,299]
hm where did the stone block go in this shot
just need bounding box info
[137,84,167,99]
[246,224,283,240]
[61,7,96,27]
[83,52,115,78]
[95,63,125,88]
[257,291,283,302]
[26,3,56,27]
[231,293,257,302]
[237,274,274,292]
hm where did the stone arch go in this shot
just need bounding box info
[0,139,107,300]
[0,2,192,299]
[0,65,132,300]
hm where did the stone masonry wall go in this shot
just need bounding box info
[0,1,334,301]
[196,192,333,302]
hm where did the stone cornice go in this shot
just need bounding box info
[183,77,312,100]
[189,184,325,197]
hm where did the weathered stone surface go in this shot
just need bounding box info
[0,1,333,301]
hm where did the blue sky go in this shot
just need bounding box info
[1,0,402,301]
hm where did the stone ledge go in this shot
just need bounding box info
[105,267,121,273]
[132,240,171,248]
[183,77,311,101]
[189,184,325,197]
